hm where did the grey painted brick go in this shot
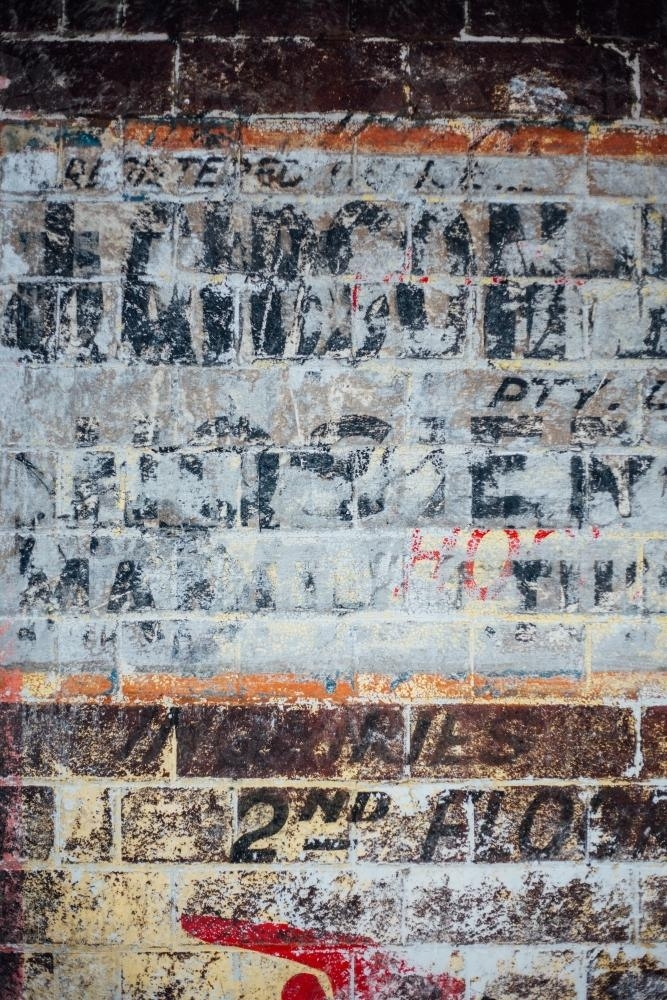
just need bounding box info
[470,155,586,196]
[241,149,353,195]
[588,280,667,359]
[474,620,585,677]
[354,154,469,197]
[121,618,238,675]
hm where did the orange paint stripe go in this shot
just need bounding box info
[124,119,238,149]
[4,669,665,704]
[240,122,355,152]
[1,119,665,157]
[587,129,667,157]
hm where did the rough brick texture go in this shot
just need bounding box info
[1,3,667,998]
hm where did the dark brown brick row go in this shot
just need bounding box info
[176,704,405,779]
[178,38,405,115]
[350,0,465,37]
[66,0,123,31]
[0,705,174,779]
[580,0,667,40]
[68,0,465,37]
[0,42,174,116]
[641,706,667,778]
[0,0,59,31]
[410,705,636,779]
[410,41,632,118]
[641,45,667,119]
[468,0,578,38]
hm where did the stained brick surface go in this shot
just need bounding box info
[0,3,667,995]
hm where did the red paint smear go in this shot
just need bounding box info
[533,528,555,544]
[591,526,601,540]
[463,528,520,601]
[418,275,429,283]
[351,284,360,311]
[181,916,463,1000]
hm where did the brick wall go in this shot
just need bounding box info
[1,3,667,998]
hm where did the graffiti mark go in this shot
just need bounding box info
[181,916,464,999]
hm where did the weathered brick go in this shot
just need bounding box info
[122,787,232,862]
[126,0,237,33]
[0,42,175,116]
[640,872,667,941]
[354,153,469,196]
[590,786,667,860]
[0,367,176,449]
[470,153,586,195]
[483,282,585,360]
[0,618,56,669]
[241,148,353,196]
[409,368,642,448]
[352,0,465,37]
[641,706,667,778]
[410,42,632,118]
[177,868,403,944]
[581,1,667,39]
[239,0,348,36]
[406,866,634,944]
[236,616,355,678]
[179,39,405,115]
[19,870,171,946]
[410,705,636,779]
[469,0,577,36]
[352,280,473,359]
[588,281,667,360]
[0,1,59,30]
[645,540,667,611]
[124,449,241,529]
[16,704,174,778]
[176,704,405,779]
[60,785,112,862]
[355,787,469,863]
[34,948,120,1000]
[122,950,338,1000]
[591,620,667,675]
[233,786,354,864]
[644,206,667,278]
[469,946,581,1000]
[0,952,23,1000]
[0,786,54,862]
[641,45,667,119]
[588,946,667,1000]
[121,619,238,675]
[474,621,585,678]
[66,0,122,30]
[473,786,586,862]
[0,452,57,529]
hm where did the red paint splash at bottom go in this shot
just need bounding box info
[181,915,464,999]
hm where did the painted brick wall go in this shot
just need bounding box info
[1,3,667,998]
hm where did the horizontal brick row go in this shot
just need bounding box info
[4,781,667,865]
[4,198,661,278]
[1,865,665,946]
[3,367,666,448]
[0,702,662,779]
[3,613,667,683]
[3,0,666,41]
[1,447,665,529]
[3,278,667,365]
[1,945,667,1000]
[0,38,658,117]
[8,145,667,197]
